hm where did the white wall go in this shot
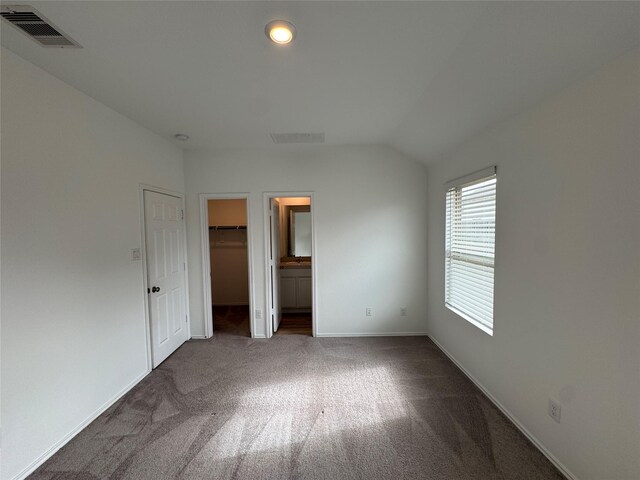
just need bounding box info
[426,49,640,480]
[0,49,185,480]
[185,145,429,338]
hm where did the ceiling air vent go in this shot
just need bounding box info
[270,133,325,144]
[0,5,81,48]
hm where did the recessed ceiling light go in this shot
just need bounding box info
[265,20,296,45]
[174,134,190,141]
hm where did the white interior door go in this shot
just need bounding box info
[269,198,281,333]
[144,190,188,368]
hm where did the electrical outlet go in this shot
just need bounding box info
[365,307,372,317]
[400,307,408,317]
[255,309,262,320]
[548,398,561,423]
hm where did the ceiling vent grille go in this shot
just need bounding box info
[1,5,81,48]
[270,133,325,144]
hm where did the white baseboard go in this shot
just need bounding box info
[10,369,150,480]
[191,333,266,339]
[316,332,429,337]
[427,335,578,480]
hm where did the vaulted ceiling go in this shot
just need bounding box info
[2,1,639,162]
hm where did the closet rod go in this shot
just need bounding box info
[209,225,247,230]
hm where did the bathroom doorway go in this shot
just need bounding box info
[264,194,316,337]
[200,194,254,338]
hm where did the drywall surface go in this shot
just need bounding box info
[426,49,640,480]
[185,145,429,338]
[276,197,311,206]
[208,200,249,305]
[210,230,249,305]
[208,198,247,226]
[1,49,184,480]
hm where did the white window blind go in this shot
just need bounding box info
[445,167,496,335]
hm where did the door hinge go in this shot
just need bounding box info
[181,209,184,220]
[185,315,188,323]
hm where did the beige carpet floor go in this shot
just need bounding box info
[30,319,564,479]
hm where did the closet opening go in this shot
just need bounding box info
[201,196,253,338]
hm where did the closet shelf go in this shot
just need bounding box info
[209,225,247,230]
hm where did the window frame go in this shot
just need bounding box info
[444,166,497,336]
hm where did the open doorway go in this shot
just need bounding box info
[265,195,315,337]
[200,195,253,338]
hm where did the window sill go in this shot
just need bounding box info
[445,303,493,336]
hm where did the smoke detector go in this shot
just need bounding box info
[0,5,81,48]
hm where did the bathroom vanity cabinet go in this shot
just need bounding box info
[280,266,312,311]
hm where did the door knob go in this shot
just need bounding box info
[151,286,160,293]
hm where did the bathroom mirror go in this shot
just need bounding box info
[287,206,311,257]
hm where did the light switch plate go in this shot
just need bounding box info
[131,248,141,261]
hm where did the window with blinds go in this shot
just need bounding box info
[445,167,496,335]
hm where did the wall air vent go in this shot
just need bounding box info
[0,5,81,48]
[270,133,325,144]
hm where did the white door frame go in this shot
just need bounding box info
[263,192,318,338]
[200,193,255,339]
[139,184,191,372]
